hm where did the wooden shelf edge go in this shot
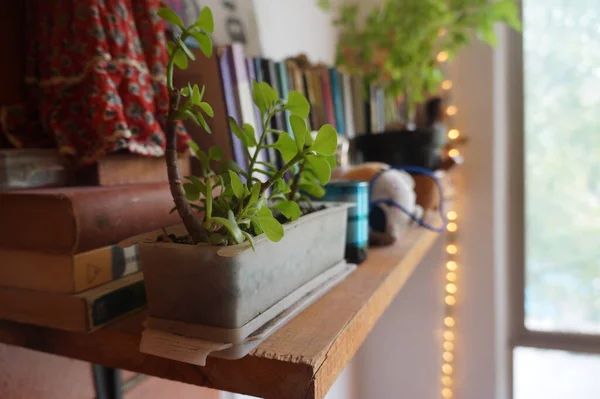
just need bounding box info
[0,227,441,399]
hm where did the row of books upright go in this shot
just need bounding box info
[180,43,387,173]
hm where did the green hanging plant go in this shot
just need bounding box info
[320,0,521,121]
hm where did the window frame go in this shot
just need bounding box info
[508,0,600,358]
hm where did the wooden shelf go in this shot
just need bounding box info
[0,226,439,399]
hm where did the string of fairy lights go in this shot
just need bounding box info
[437,47,461,399]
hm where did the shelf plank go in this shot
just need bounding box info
[0,226,439,399]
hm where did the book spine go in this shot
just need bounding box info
[329,68,345,135]
[341,72,356,139]
[0,184,181,254]
[89,279,147,330]
[217,46,248,170]
[74,245,141,293]
[230,44,266,170]
[275,61,292,134]
[256,58,280,168]
[0,150,68,190]
[320,68,337,129]
[245,58,270,178]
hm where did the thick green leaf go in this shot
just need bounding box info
[192,85,201,105]
[311,124,338,156]
[306,154,331,184]
[195,7,214,33]
[198,102,214,117]
[229,170,244,199]
[183,182,200,201]
[158,7,184,28]
[184,109,201,126]
[195,110,211,133]
[305,129,314,146]
[176,36,195,61]
[249,215,284,242]
[228,117,248,146]
[242,231,256,250]
[173,50,188,69]
[208,146,222,161]
[299,182,326,198]
[205,178,213,218]
[257,216,284,242]
[290,115,307,150]
[325,154,337,169]
[199,85,205,101]
[243,123,258,147]
[273,133,298,163]
[286,91,310,118]
[252,80,268,114]
[248,182,260,207]
[257,206,272,218]
[185,175,207,194]
[271,200,301,221]
[191,30,213,57]
[211,212,244,244]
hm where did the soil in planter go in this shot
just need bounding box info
[156,204,328,245]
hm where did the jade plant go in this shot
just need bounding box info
[159,6,337,248]
[319,0,521,123]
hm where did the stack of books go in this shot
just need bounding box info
[0,183,181,332]
[179,43,389,173]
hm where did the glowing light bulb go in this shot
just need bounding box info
[443,352,454,362]
[446,283,457,294]
[442,364,454,374]
[447,222,458,232]
[448,129,460,139]
[448,149,460,157]
[447,211,457,221]
[446,105,458,116]
[442,80,453,90]
[445,295,456,305]
[447,272,457,282]
[444,331,455,341]
[446,261,457,271]
[437,51,449,62]
[442,388,453,398]
[446,244,458,254]
[444,317,456,327]
[444,341,454,351]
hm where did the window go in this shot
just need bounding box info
[523,0,600,336]
[514,0,600,397]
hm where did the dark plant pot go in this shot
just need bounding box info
[356,129,442,170]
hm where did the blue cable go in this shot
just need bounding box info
[369,166,448,233]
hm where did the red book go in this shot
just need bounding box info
[0,184,180,254]
[320,67,337,129]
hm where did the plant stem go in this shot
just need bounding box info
[288,160,304,201]
[260,152,304,195]
[165,53,206,243]
[247,109,274,177]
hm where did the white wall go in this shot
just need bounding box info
[357,240,445,399]
[253,0,340,64]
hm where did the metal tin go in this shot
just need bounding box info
[322,181,369,264]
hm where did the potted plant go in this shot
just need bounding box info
[127,6,351,337]
[320,0,521,168]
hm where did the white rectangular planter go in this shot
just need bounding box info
[135,203,350,330]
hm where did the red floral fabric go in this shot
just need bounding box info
[0,0,189,164]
